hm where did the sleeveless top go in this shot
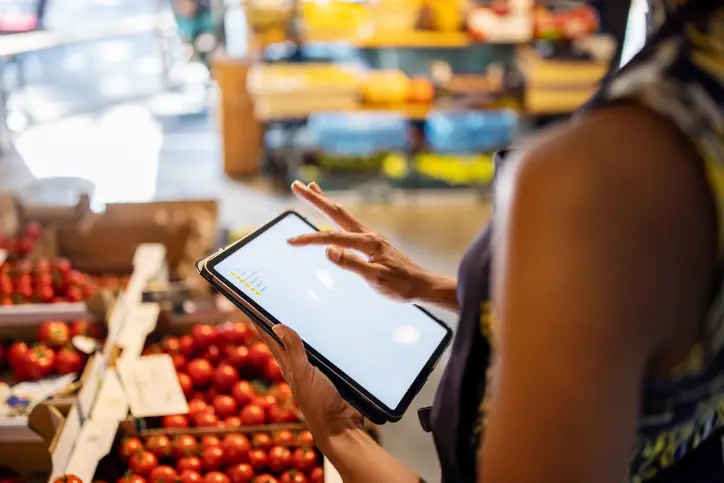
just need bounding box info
[429,1,724,482]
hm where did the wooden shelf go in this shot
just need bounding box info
[303,29,471,48]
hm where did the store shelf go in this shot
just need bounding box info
[257,102,433,122]
[304,29,472,48]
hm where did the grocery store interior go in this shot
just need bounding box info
[0,0,650,482]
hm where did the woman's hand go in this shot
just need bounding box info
[259,324,362,441]
[289,181,458,310]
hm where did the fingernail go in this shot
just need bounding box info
[291,180,303,189]
[327,245,342,262]
[287,237,299,245]
[272,325,285,340]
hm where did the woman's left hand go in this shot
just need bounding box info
[258,325,363,443]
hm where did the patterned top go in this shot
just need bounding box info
[429,1,724,482]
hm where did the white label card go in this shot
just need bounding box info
[133,243,167,278]
[117,354,189,417]
[49,404,81,483]
[64,419,119,483]
[76,353,105,420]
[90,369,128,421]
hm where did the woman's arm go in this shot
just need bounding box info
[415,274,459,313]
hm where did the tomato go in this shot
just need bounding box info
[252,476,277,483]
[308,467,323,483]
[264,358,284,383]
[25,221,42,239]
[162,414,189,429]
[194,411,219,428]
[215,323,237,347]
[161,336,181,354]
[212,394,238,419]
[148,465,177,483]
[227,463,255,483]
[222,433,251,464]
[117,475,146,483]
[248,448,268,471]
[179,470,203,483]
[241,404,267,425]
[176,372,193,397]
[273,430,295,447]
[119,437,144,460]
[297,430,314,448]
[254,395,277,413]
[53,475,83,483]
[203,344,222,364]
[172,434,199,458]
[179,335,195,356]
[201,445,225,471]
[70,320,102,339]
[186,359,213,387]
[213,363,239,391]
[8,341,28,367]
[55,346,84,375]
[201,435,221,449]
[268,445,292,473]
[292,448,318,473]
[172,354,187,372]
[177,456,203,473]
[54,257,72,273]
[203,472,229,483]
[280,471,307,483]
[231,381,256,406]
[268,405,299,424]
[145,435,172,458]
[25,344,55,379]
[38,321,70,348]
[129,450,158,476]
[270,382,293,402]
[188,399,210,418]
[251,433,273,450]
[191,324,217,348]
[248,342,272,373]
[225,416,242,428]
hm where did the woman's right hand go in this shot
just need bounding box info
[288,181,436,303]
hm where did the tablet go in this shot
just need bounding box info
[197,211,452,422]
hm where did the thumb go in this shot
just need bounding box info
[273,325,308,369]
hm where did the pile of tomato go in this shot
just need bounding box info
[86,429,323,483]
[0,221,43,260]
[0,257,98,306]
[1,320,103,381]
[143,322,299,429]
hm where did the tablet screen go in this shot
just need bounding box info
[210,213,450,411]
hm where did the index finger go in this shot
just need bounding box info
[291,181,366,232]
[287,231,381,255]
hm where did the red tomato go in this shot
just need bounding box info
[241,404,266,425]
[201,445,225,471]
[273,430,295,447]
[129,451,158,476]
[188,398,210,418]
[292,448,318,473]
[186,359,213,387]
[203,472,229,483]
[38,321,70,348]
[227,463,255,483]
[117,475,146,483]
[252,476,278,483]
[172,354,187,372]
[25,344,55,379]
[179,470,202,483]
[308,468,323,483]
[231,322,253,345]
[70,320,102,339]
[270,382,293,402]
[213,394,238,419]
[213,363,239,391]
[267,445,292,473]
[264,358,284,383]
[161,336,181,354]
[280,471,307,483]
[223,345,250,371]
[231,381,256,406]
[179,335,195,356]
[191,324,217,348]
[145,435,172,458]
[222,433,251,464]
[177,372,193,397]
[148,465,177,483]
[251,433,273,450]
[177,456,203,473]
[162,414,189,429]
[194,411,219,428]
[248,448,268,471]
[215,323,237,346]
[204,344,222,364]
[248,342,272,373]
[53,475,83,483]
[268,406,299,424]
[201,435,221,449]
[172,434,199,458]
[297,430,314,448]
[225,416,242,428]
[119,437,144,461]
[55,346,84,375]
[254,395,277,413]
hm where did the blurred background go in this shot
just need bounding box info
[0,0,647,481]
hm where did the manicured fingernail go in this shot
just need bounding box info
[287,237,299,245]
[327,245,342,262]
[273,325,285,340]
[291,180,303,189]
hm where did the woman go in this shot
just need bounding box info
[259,1,724,481]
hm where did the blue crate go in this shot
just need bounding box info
[307,112,410,157]
[425,109,518,154]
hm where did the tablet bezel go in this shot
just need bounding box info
[205,210,453,420]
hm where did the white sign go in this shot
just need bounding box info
[64,419,119,483]
[49,405,82,483]
[117,354,189,417]
[90,369,128,421]
[76,353,105,420]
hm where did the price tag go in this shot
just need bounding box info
[133,243,167,278]
[90,369,128,421]
[117,354,189,417]
[76,353,105,420]
[64,419,119,483]
[117,302,159,360]
[49,404,81,483]
[104,291,129,359]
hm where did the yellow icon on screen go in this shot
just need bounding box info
[241,280,245,283]
[231,272,235,276]
[256,291,261,295]
[246,283,251,288]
